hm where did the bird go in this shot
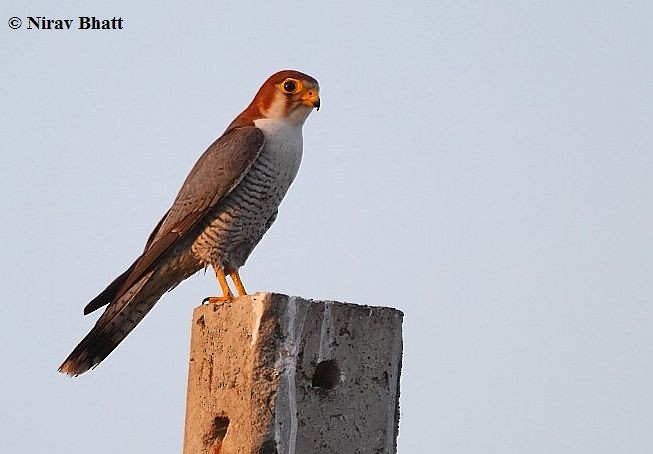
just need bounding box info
[59,70,320,376]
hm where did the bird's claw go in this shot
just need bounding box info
[202,295,234,305]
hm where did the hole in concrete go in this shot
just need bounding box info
[312,359,341,390]
[205,415,229,453]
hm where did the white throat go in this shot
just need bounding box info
[253,117,304,181]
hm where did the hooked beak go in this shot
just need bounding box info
[302,89,321,111]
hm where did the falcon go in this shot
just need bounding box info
[59,70,320,376]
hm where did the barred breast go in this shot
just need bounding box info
[191,119,303,272]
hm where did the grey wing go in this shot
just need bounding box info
[83,126,264,314]
[117,126,265,295]
[151,126,265,244]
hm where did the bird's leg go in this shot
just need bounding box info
[230,270,247,297]
[215,266,233,299]
[203,266,234,304]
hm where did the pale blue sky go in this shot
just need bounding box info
[2,1,653,452]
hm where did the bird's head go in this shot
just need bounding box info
[232,70,320,128]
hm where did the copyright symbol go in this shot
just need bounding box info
[8,17,21,29]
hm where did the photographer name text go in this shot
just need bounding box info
[22,16,123,30]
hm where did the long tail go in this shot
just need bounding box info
[59,270,159,376]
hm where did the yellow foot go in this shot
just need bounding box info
[202,295,234,305]
[205,265,235,305]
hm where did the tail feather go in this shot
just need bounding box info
[83,263,137,315]
[59,272,157,376]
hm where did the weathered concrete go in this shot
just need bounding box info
[183,292,403,454]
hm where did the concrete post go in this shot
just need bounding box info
[183,292,403,454]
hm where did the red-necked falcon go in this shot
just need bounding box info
[59,70,320,376]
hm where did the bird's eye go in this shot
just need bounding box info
[283,80,297,93]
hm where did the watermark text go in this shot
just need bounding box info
[8,16,124,30]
